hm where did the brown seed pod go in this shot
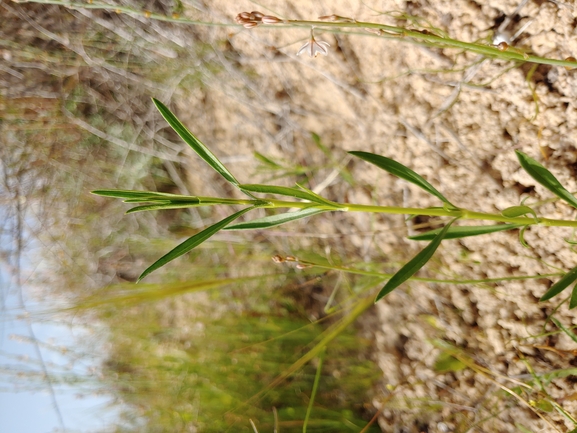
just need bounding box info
[261,15,283,24]
[497,41,509,51]
[271,255,284,263]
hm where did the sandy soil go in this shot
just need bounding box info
[174,1,577,431]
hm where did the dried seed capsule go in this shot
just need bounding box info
[251,11,264,19]
[565,56,576,70]
[243,22,259,29]
[497,41,509,51]
[144,10,151,18]
[272,255,284,263]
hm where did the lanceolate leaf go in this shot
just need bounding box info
[349,151,455,207]
[225,207,328,230]
[501,205,538,219]
[516,151,577,210]
[239,184,342,208]
[138,207,255,281]
[126,202,205,213]
[375,219,457,303]
[409,223,523,241]
[92,189,200,201]
[152,98,240,186]
[540,265,577,302]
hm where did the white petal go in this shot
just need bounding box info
[297,41,311,56]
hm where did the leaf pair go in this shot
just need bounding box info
[346,151,459,303]
[96,100,337,281]
[516,151,577,307]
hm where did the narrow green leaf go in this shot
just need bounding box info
[570,283,577,309]
[349,151,455,207]
[550,317,577,344]
[295,183,341,207]
[516,151,577,210]
[375,219,457,303]
[225,208,327,230]
[518,226,530,248]
[540,265,577,302]
[239,184,341,207]
[138,207,254,281]
[126,202,205,213]
[92,189,199,201]
[254,151,282,168]
[501,205,538,219]
[408,223,523,241]
[152,98,239,186]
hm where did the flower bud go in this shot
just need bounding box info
[261,15,283,24]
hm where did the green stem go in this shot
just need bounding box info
[262,199,577,228]
[298,261,563,285]
[303,347,325,433]
[289,20,577,68]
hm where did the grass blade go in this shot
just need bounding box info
[225,207,327,230]
[408,223,523,241]
[152,98,239,186]
[375,218,457,303]
[516,151,577,210]
[349,151,455,207]
[540,265,577,302]
[240,184,341,207]
[138,207,254,281]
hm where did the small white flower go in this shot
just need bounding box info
[297,29,330,57]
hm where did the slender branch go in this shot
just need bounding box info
[14,0,577,69]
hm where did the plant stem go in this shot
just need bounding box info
[289,20,577,68]
[16,0,577,69]
[262,199,577,228]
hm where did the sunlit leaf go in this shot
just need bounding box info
[138,207,255,281]
[516,151,577,210]
[409,223,522,241]
[152,98,240,186]
[349,151,455,207]
[540,265,577,302]
[501,205,538,219]
[225,208,328,230]
[375,219,457,302]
